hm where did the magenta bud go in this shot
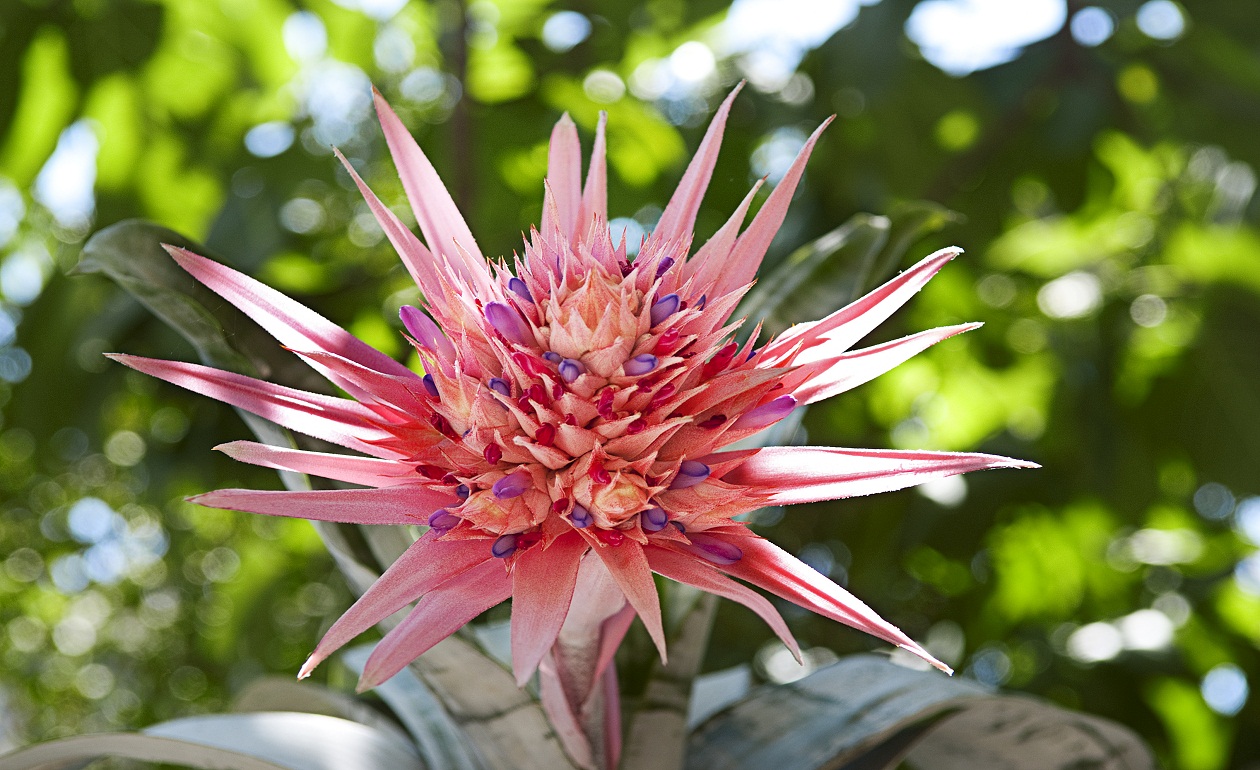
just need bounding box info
[507,277,534,303]
[732,395,797,431]
[455,484,470,499]
[486,302,531,345]
[421,374,439,399]
[568,504,593,528]
[640,506,668,532]
[400,305,456,362]
[682,533,743,565]
[559,358,585,383]
[492,471,530,499]
[427,509,460,532]
[655,257,675,279]
[624,354,658,377]
[487,377,511,397]
[491,534,518,558]
[650,293,680,327]
[670,460,709,489]
[543,351,562,364]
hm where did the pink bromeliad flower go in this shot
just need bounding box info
[110,87,1032,718]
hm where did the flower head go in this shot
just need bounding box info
[110,86,1034,694]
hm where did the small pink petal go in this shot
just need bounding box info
[790,324,981,405]
[650,82,744,252]
[646,546,800,663]
[579,112,608,231]
[215,441,414,487]
[105,354,401,458]
[358,557,512,690]
[372,88,492,294]
[165,245,418,394]
[763,246,962,362]
[711,116,833,298]
[301,533,493,678]
[333,149,449,312]
[723,446,1038,506]
[189,486,459,524]
[589,538,667,663]
[510,532,588,685]
[686,179,763,290]
[545,113,583,240]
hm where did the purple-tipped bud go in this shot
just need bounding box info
[427,509,460,532]
[650,294,680,327]
[421,374,439,399]
[486,302,531,345]
[559,358,585,383]
[694,294,707,311]
[641,506,669,533]
[543,351,562,364]
[491,534,518,558]
[732,395,797,431]
[624,354,658,377]
[493,471,531,499]
[400,306,456,361]
[655,257,675,279]
[670,460,710,489]
[455,484,470,499]
[507,276,534,303]
[568,504,593,529]
[682,533,743,565]
[487,377,511,397]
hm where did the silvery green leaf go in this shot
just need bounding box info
[233,676,409,743]
[685,655,1155,770]
[0,712,423,770]
[343,644,483,770]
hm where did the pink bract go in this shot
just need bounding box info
[111,86,1034,714]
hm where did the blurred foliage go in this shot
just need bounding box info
[1,0,1259,768]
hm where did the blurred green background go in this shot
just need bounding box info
[1,0,1258,767]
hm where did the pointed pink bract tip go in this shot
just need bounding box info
[298,655,317,680]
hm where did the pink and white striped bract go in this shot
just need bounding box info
[111,87,1034,701]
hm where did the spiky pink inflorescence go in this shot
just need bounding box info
[110,86,1036,727]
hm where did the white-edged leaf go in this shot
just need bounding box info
[0,712,423,770]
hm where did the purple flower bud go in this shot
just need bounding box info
[670,460,710,489]
[422,374,439,399]
[694,294,707,311]
[655,257,675,279]
[486,302,531,345]
[650,293,680,327]
[492,471,531,499]
[400,306,456,361]
[568,504,593,529]
[543,351,563,364]
[427,509,460,532]
[455,484,470,499]
[491,534,518,558]
[559,358,585,383]
[732,395,797,431]
[681,533,743,565]
[507,276,534,303]
[624,354,658,377]
[487,377,511,397]
[640,506,668,533]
